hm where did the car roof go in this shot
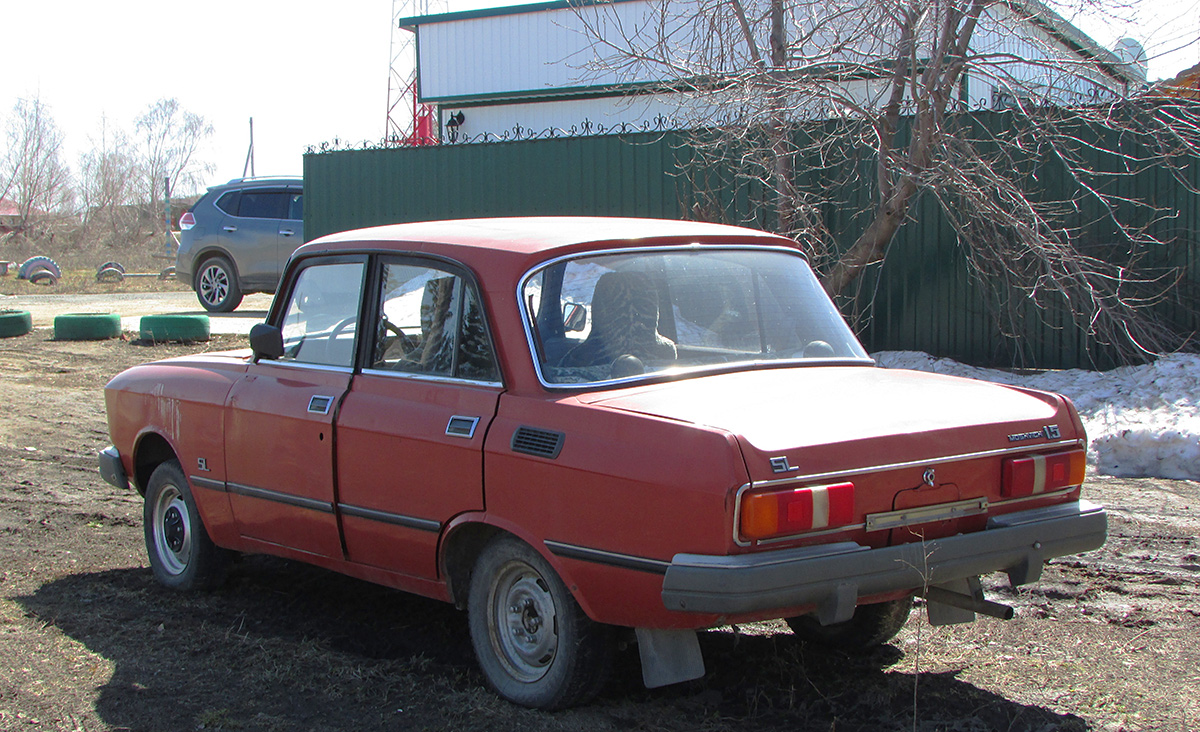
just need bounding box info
[299,217,798,270]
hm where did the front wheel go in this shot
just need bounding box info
[786,597,913,652]
[467,536,614,709]
[144,460,230,591]
[195,256,243,312]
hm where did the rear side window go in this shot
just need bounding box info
[237,190,290,219]
[215,191,240,215]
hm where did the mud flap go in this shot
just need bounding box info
[635,628,705,688]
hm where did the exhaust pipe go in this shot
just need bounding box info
[922,586,1015,620]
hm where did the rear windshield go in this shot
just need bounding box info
[521,247,870,386]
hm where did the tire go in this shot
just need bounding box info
[143,459,230,591]
[54,312,121,341]
[18,255,61,280]
[786,597,913,652]
[195,256,243,312]
[28,267,59,286]
[468,536,614,709]
[0,309,33,338]
[139,314,210,343]
[96,261,126,275]
[96,266,125,283]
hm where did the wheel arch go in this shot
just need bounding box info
[439,516,596,619]
[132,431,179,496]
[191,248,242,287]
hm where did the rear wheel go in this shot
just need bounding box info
[195,256,243,312]
[144,460,229,591]
[467,536,614,709]
[786,597,913,651]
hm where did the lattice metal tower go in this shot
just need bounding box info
[386,0,443,146]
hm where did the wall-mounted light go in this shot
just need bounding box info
[446,111,466,142]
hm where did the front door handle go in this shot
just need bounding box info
[280,229,295,237]
[223,226,238,232]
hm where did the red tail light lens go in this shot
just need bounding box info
[740,482,855,541]
[1001,450,1086,498]
[179,211,196,230]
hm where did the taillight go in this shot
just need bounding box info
[179,211,196,230]
[740,482,855,541]
[1001,450,1086,498]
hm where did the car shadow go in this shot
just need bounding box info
[18,558,1088,731]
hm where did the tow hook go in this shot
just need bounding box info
[921,585,1015,620]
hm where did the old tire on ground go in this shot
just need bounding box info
[54,312,121,341]
[0,309,34,338]
[786,597,913,652]
[467,535,615,709]
[18,256,62,280]
[139,314,210,343]
[96,261,126,275]
[195,256,243,312]
[144,459,230,591]
[28,267,59,286]
[96,266,125,283]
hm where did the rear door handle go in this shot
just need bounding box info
[279,229,295,236]
[223,226,238,232]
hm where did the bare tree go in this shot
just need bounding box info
[78,118,141,241]
[572,0,1200,361]
[135,98,213,229]
[1,96,75,238]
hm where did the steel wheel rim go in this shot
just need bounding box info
[488,560,558,682]
[151,484,192,576]
[199,265,229,307]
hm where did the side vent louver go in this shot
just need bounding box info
[511,426,565,459]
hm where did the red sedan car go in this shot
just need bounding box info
[100,217,1106,709]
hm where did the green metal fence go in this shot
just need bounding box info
[304,116,1199,370]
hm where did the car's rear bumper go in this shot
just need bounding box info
[98,446,130,491]
[661,500,1106,615]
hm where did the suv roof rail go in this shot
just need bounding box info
[223,175,303,185]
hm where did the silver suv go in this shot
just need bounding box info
[177,176,303,312]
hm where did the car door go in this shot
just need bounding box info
[224,258,367,557]
[335,258,502,580]
[225,187,292,290]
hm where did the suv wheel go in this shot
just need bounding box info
[196,256,244,312]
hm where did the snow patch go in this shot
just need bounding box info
[872,351,1200,482]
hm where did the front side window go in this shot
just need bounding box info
[279,262,365,368]
[370,262,499,382]
[523,248,869,385]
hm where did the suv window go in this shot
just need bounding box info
[287,192,303,220]
[238,190,290,219]
[215,190,240,216]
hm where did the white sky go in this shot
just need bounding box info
[1,0,1197,197]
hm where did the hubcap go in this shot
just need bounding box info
[152,485,192,576]
[490,561,558,682]
[199,265,229,307]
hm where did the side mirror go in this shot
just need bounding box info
[563,302,587,332]
[249,323,284,361]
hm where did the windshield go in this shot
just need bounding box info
[522,247,870,385]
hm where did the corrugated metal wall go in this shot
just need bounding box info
[304,116,1199,370]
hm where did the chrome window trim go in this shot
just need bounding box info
[731,439,1085,546]
[359,366,503,389]
[515,244,870,390]
[255,359,355,375]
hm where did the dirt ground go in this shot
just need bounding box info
[1,326,1198,731]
